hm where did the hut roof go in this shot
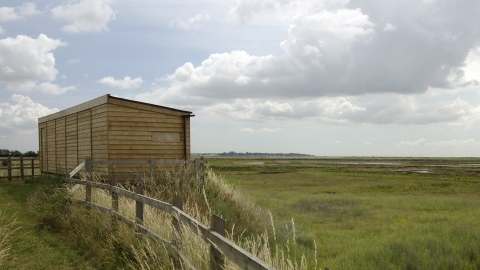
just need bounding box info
[38,94,193,123]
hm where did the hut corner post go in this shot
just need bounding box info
[182,115,188,160]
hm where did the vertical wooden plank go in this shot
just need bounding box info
[210,214,225,270]
[90,109,93,159]
[200,156,206,182]
[41,127,46,171]
[20,156,24,181]
[136,186,144,225]
[76,112,79,168]
[85,156,92,203]
[183,115,187,160]
[111,166,118,212]
[31,158,35,180]
[64,117,67,172]
[54,119,57,173]
[7,156,12,182]
[150,156,156,181]
[173,195,183,210]
[172,195,183,237]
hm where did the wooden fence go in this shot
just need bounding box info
[0,156,39,182]
[66,157,274,270]
[68,156,207,181]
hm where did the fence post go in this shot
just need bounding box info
[210,214,225,270]
[194,158,199,181]
[136,186,144,226]
[200,156,206,182]
[7,156,12,182]
[150,156,156,181]
[31,158,35,180]
[172,195,183,246]
[20,156,24,181]
[85,156,92,203]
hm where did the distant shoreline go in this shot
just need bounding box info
[195,151,315,157]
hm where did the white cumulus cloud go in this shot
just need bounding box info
[0,3,40,22]
[169,13,210,30]
[35,82,75,95]
[383,23,396,31]
[0,34,65,83]
[233,0,295,22]
[135,1,480,128]
[0,34,74,94]
[97,76,143,89]
[51,0,115,33]
[0,94,58,134]
[0,7,18,22]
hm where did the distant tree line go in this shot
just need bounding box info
[0,149,38,157]
[0,149,38,166]
[217,151,314,157]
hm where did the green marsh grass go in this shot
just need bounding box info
[0,174,98,269]
[209,157,480,269]
[0,211,17,269]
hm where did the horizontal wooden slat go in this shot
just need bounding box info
[108,123,183,130]
[108,144,186,150]
[108,130,182,137]
[109,116,183,124]
[108,111,178,119]
[107,135,188,141]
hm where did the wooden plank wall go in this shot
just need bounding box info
[107,103,190,174]
[38,123,46,171]
[40,105,108,175]
[55,118,66,172]
[46,120,56,172]
[65,114,78,172]
[38,99,190,177]
[92,104,108,174]
[77,110,91,171]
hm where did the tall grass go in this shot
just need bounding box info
[28,162,315,269]
[0,211,17,269]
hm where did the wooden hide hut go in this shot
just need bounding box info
[38,94,193,176]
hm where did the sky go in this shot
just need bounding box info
[1,0,480,157]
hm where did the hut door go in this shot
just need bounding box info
[41,128,46,171]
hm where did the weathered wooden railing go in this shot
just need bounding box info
[66,158,274,270]
[0,156,39,182]
[77,156,207,181]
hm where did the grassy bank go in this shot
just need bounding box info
[0,176,97,269]
[208,157,480,269]
[2,163,316,269]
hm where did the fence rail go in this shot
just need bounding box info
[67,158,274,270]
[82,156,207,182]
[0,156,39,182]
